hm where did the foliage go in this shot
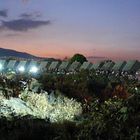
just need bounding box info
[1,93,140,140]
[1,70,140,139]
[78,95,140,140]
[70,53,87,64]
[0,91,82,122]
[39,71,132,103]
[0,117,81,140]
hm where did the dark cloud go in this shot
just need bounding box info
[20,13,33,18]
[0,18,51,32]
[20,12,42,19]
[0,9,8,17]
[35,12,42,18]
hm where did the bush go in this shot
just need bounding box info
[78,95,140,140]
[0,117,80,140]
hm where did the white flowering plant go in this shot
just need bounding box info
[0,90,82,122]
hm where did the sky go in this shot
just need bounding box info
[0,0,140,61]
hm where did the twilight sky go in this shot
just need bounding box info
[0,0,140,61]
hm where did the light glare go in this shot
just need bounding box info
[18,66,25,72]
[0,64,3,71]
[29,66,38,73]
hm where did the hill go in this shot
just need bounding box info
[0,48,42,59]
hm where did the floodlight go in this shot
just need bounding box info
[29,66,38,73]
[18,66,25,72]
[0,64,3,71]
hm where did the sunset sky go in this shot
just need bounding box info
[0,0,140,61]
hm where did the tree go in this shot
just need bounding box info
[70,54,87,64]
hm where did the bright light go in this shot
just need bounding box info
[29,66,38,73]
[0,64,3,71]
[135,87,138,91]
[18,66,25,72]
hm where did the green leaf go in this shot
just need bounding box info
[120,107,127,113]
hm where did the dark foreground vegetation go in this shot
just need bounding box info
[0,70,140,140]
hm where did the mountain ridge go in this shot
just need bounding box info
[0,47,42,59]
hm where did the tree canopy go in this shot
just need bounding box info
[70,54,87,64]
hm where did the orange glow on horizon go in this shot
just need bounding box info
[1,39,140,61]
